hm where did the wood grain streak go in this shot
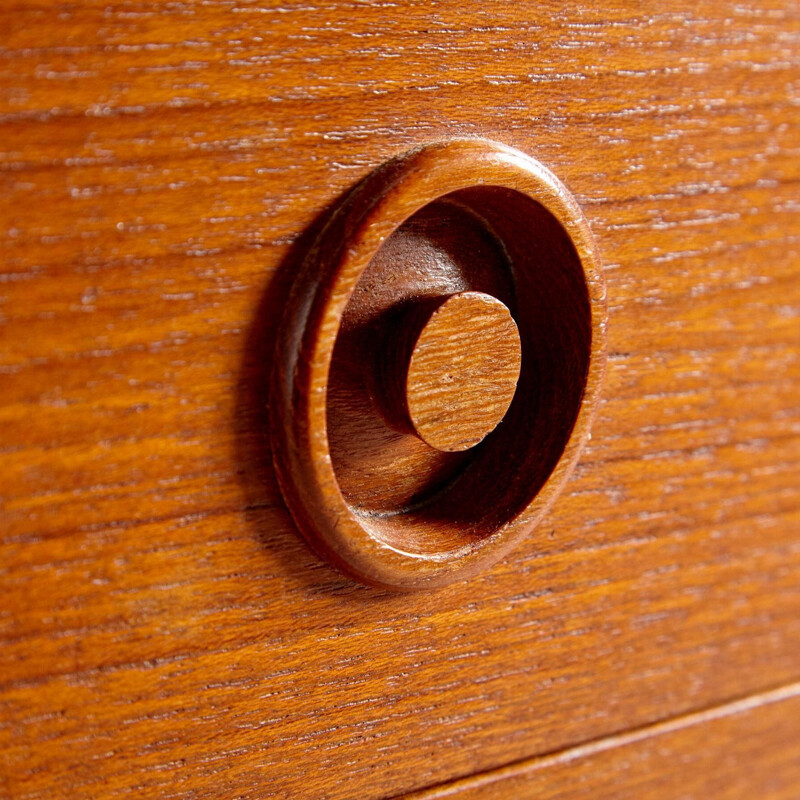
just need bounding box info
[1,1,799,797]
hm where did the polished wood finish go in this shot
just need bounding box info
[270,139,605,590]
[399,291,521,453]
[1,1,799,798]
[406,684,800,799]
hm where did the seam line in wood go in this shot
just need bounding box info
[393,679,800,799]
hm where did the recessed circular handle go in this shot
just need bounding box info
[270,138,606,591]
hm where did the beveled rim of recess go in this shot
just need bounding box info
[270,138,607,591]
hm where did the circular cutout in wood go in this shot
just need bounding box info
[270,139,606,591]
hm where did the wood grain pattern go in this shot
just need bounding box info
[404,683,800,798]
[1,1,800,798]
[402,291,521,453]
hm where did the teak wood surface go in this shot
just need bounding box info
[404,683,800,799]
[1,2,800,799]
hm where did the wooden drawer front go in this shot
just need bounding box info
[1,2,799,798]
[407,686,800,799]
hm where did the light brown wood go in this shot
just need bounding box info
[403,683,800,799]
[1,1,799,798]
[402,291,521,453]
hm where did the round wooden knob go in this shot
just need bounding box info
[396,292,521,452]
